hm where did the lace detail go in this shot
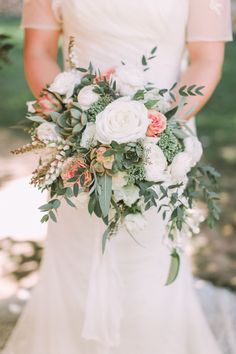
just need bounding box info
[209,0,223,15]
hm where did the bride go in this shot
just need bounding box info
[2,1,233,354]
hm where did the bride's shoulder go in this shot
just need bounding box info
[187,0,232,42]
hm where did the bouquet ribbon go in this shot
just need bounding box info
[81,224,124,349]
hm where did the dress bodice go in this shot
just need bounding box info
[22,0,232,88]
[60,0,188,87]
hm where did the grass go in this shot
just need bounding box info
[0,16,236,288]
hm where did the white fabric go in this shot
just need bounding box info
[4,1,233,354]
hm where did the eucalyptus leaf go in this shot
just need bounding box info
[27,115,46,123]
[97,174,112,218]
[165,251,180,285]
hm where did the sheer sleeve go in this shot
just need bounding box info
[187,0,233,42]
[21,0,62,31]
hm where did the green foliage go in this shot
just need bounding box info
[158,126,183,163]
[128,164,146,184]
[97,173,113,218]
[185,164,221,228]
[87,94,114,122]
[165,250,181,285]
[0,33,13,68]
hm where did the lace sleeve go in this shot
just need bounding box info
[187,0,233,42]
[21,0,62,30]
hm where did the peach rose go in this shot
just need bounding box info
[146,110,167,137]
[61,156,92,188]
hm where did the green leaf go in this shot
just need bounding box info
[40,214,49,223]
[39,203,53,212]
[133,90,145,101]
[151,46,158,55]
[88,195,97,214]
[49,210,57,222]
[97,174,112,218]
[73,183,79,197]
[165,251,180,285]
[103,149,114,157]
[27,115,46,123]
[65,196,76,208]
[145,100,158,109]
[51,199,61,209]
[165,106,178,119]
[50,112,61,122]
[142,55,147,66]
[102,226,110,254]
[77,67,88,73]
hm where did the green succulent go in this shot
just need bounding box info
[127,164,146,184]
[52,108,87,140]
[87,94,114,122]
[123,142,144,168]
[157,126,183,163]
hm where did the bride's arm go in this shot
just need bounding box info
[176,41,225,121]
[24,29,61,98]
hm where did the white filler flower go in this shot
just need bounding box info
[95,97,149,144]
[184,136,203,167]
[112,64,145,97]
[80,122,97,149]
[170,152,193,183]
[112,171,129,190]
[77,85,100,111]
[49,71,81,100]
[113,185,140,207]
[143,141,168,182]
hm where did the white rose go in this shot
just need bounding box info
[77,85,100,110]
[27,100,36,113]
[113,184,140,207]
[170,152,192,183]
[184,136,203,166]
[48,70,81,99]
[112,171,128,190]
[80,123,97,149]
[95,97,149,144]
[112,64,145,96]
[124,213,147,234]
[37,122,61,142]
[143,141,168,182]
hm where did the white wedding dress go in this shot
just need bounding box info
[2,1,233,354]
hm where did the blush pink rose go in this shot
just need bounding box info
[146,110,167,137]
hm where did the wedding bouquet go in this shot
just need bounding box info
[14,38,220,284]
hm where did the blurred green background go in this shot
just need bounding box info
[0,16,236,291]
